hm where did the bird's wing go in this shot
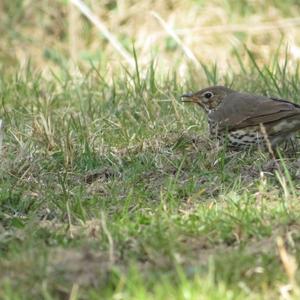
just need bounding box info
[210,92,300,131]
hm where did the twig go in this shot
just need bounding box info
[260,123,277,160]
[68,1,79,63]
[70,0,135,68]
[100,211,115,265]
[175,17,300,35]
[277,237,298,289]
[260,124,289,200]
[151,11,201,69]
[69,283,79,300]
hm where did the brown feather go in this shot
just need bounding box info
[209,92,300,131]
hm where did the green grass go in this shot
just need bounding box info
[1,53,300,299]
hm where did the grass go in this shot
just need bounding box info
[3,1,300,298]
[1,50,300,300]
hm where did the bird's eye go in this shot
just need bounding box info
[204,92,213,99]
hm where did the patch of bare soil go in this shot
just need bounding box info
[83,167,120,196]
[180,222,300,268]
[84,167,119,184]
[49,248,115,288]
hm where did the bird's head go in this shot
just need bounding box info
[181,86,234,112]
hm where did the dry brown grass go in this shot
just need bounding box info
[2,0,300,76]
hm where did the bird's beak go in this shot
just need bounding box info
[181,93,196,102]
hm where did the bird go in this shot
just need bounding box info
[181,86,300,149]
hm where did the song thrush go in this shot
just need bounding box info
[181,86,300,149]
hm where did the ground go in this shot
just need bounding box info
[1,59,300,299]
[3,1,300,299]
